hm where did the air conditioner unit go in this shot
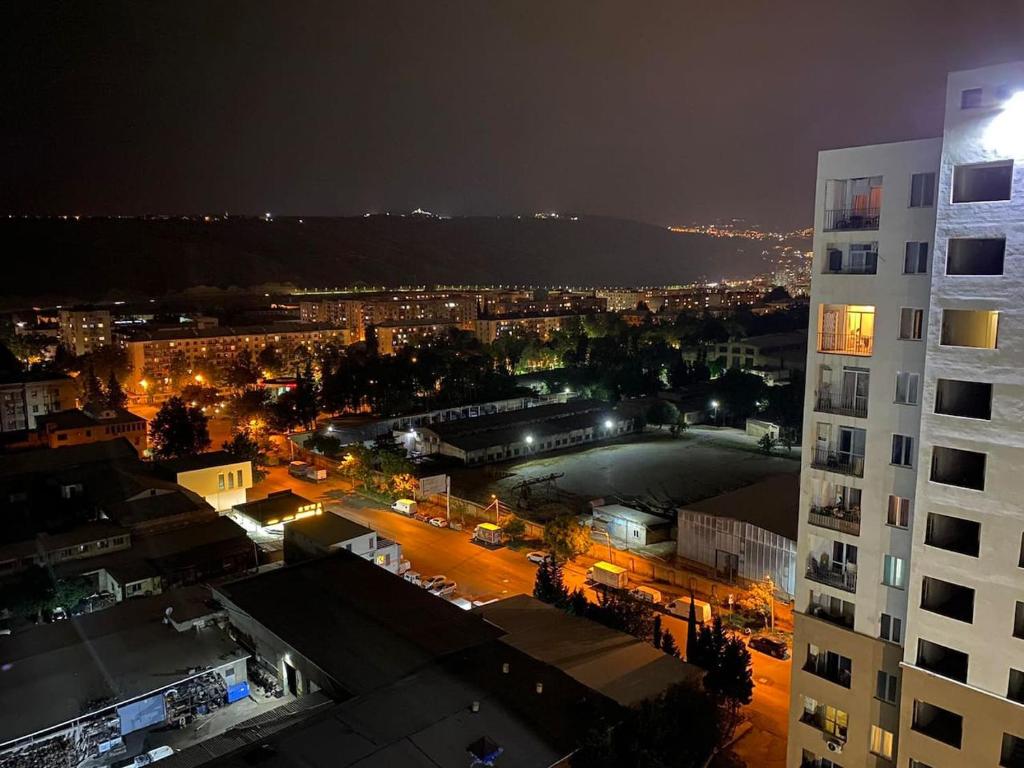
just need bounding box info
[826,739,843,754]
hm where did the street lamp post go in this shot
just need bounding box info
[765,573,775,632]
[710,399,720,425]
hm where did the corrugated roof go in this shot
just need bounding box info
[679,473,799,540]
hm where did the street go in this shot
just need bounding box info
[251,465,790,764]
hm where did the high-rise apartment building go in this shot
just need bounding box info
[58,307,111,356]
[788,61,1024,768]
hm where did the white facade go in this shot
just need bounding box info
[790,60,1024,768]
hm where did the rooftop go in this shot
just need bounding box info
[213,552,505,697]
[121,322,346,343]
[0,587,244,744]
[476,594,701,707]
[36,407,145,431]
[231,490,316,526]
[679,473,799,541]
[425,399,607,439]
[727,329,807,351]
[0,438,138,478]
[286,511,374,546]
[155,450,247,477]
[592,503,671,528]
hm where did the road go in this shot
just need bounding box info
[252,465,790,764]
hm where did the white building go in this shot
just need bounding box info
[154,450,254,512]
[284,510,404,574]
[58,308,111,356]
[789,61,1024,768]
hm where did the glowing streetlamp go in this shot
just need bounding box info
[525,434,534,445]
[604,419,614,430]
[139,379,148,391]
[194,373,204,384]
[710,399,720,424]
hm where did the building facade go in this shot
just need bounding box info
[58,308,112,356]
[0,374,77,432]
[789,61,1024,768]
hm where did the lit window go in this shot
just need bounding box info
[870,725,895,759]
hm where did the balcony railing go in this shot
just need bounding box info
[823,251,878,275]
[808,505,861,536]
[824,207,880,231]
[817,332,873,356]
[803,655,853,688]
[806,559,858,593]
[814,389,868,418]
[807,601,855,630]
[810,447,865,478]
[799,710,848,741]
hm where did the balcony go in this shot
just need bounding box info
[817,331,873,356]
[808,504,861,536]
[804,649,853,688]
[814,389,868,418]
[806,559,858,593]
[807,593,855,629]
[810,447,865,478]
[824,206,880,231]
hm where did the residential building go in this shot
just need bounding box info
[0,522,131,576]
[154,450,253,511]
[120,323,349,393]
[789,61,1024,768]
[374,319,465,355]
[896,62,1024,768]
[283,511,404,573]
[473,313,578,343]
[35,405,148,453]
[0,373,77,432]
[708,330,808,378]
[677,474,799,598]
[300,291,478,340]
[58,307,111,356]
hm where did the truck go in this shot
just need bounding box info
[666,595,713,624]
[586,561,628,590]
[473,522,503,546]
[288,461,327,483]
[391,498,417,515]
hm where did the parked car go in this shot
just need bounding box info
[428,517,449,528]
[526,551,552,565]
[414,510,433,523]
[431,580,457,598]
[630,585,663,604]
[403,570,422,587]
[421,575,446,591]
[749,635,790,659]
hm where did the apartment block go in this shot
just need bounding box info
[58,308,112,356]
[299,291,478,341]
[0,373,78,432]
[789,60,1024,768]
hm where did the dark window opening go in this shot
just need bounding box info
[947,237,1006,275]
[921,576,975,623]
[912,700,963,748]
[952,161,1013,203]
[916,638,969,683]
[925,513,981,557]
[935,379,992,420]
[930,446,986,491]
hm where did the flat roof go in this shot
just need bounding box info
[36,408,145,431]
[155,450,248,476]
[0,587,245,744]
[680,473,799,541]
[427,399,607,439]
[0,439,138,478]
[122,323,346,343]
[593,503,670,528]
[232,491,317,526]
[286,511,373,546]
[475,595,701,707]
[213,552,505,697]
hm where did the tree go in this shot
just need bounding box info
[256,345,284,377]
[225,350,259,390]
[502,516,527,542]
[704,634,754,742]
[222,431,267,483]
[150,396,211,458]
[533,558,568,605]
[588,589,655,642]
[758,432,777,455]
[737,577,775,628]
[307,433,343,457]
[660,629,680,658]
[652,614,663,649]
[180,383,220,408]
[543,515,591,562]
[646,399,680,430]
[692,615,728,671]
[105,369,127,409]
[778,427,796,455]
[686,593,699,664]
[80,364,105,408]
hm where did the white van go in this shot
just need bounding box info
[631,585,663,604]
[391,499,417,515]
[666,596,712,623]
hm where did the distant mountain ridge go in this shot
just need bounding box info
[0,215,805,303]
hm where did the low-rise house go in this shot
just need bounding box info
[591,503,673,548]
[35,406,148,454]
[0,522,130,576]
[154,450,252,511]
[284,511,403,573]
[229,490,322,533]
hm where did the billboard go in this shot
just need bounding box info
[118,694,167,735]
[418,474,448,496]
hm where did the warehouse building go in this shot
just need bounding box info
[591,503,673,548]
[676,474,799,597]
[229,490,322,533]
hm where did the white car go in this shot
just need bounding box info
[431,580,457,598]
[421,575,446,591]
[428,517,449,528]
[403,571,422,587]
[526,551,552,565]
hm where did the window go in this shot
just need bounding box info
[227,472,235,489]
[887,495,911,528]
[930,446,986,490]
[952,160,1013,203]
[961,87,983,109]
[925,513,980,557]
[941,309,999,348]
[1009,669,1024,704]
[891,434,914,467]
[876,671,898,704]
[935,379,992,420]
[947,237,1006,275]
[904,242,929,273]
[805,644,852,687]
[912,701,963,748]
[909,172,936,207]
[921,576,975,623]
[1015,602,1024,640]
[870,725,895,759]
[217,473,225,491]
[917,638,969,683]
[880,612,902,643]
[899,308,924,340]
[237,469,244,487]
[1001,733,1024,768]
[895,372,920,405]
[882,555,906,588]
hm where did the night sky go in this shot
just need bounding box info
[3,1,1023,228]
